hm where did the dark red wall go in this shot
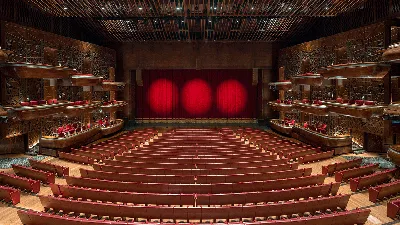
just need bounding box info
[136,69,257,119]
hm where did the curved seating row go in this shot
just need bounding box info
[59,152,94,164]
[0,185,20,205]
[70,149,107,161]
[102,159,296,170]
[122,151,269,157]
[81,167,309,184]
[93,161,298,176]
[52,176,327,205]
[350,169,396,192]
[0,172,40,193]
[108,158,285,170]
[114,155,278,164]
[38,194,349,220]
[322,158,363,175]
[17,207,371,225]
[66,175,329,195]
[334,164,378,182]
[388,198,400,219]
[369,179,400,202]
[12,165,55,184]
[28,159,69,177]
[299,151,334,164]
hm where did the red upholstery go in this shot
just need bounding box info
[336,98,343,103]
[299,150,334,164]
[364,100,375,106]
[20,102,30,106]
[94,160,293,176]
[71,149,105,161]
[388,198,400,219]
[0,172,40,193]
[66,174,327,195]
[350,169,396,192]
[355,100,364,106]
[0,185,20,205]
[322,158,363,175]
[81,168,312,185]
[29,100,38,106]
[12,165,55,184]
[369,179,400,202]
[18,208,370,225]
[29,159,69,177]
[285,149,318,159]
[59,152,94,165]
[334,164,379,182]
[37,194,349,220]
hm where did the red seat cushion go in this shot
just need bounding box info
[355,100,364,106]
[20,102,30,106]
[364,101,375,106]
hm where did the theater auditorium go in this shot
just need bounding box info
[1,1,400,225]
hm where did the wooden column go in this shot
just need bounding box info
[43,79,57,100]
[83,86,92,125]
[109,67,116,121]
[278,67,285,120]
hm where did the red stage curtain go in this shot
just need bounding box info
[136,69,257,119]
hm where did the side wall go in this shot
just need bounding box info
[0,21,116,154]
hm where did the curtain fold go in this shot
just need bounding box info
[136,69,256,119]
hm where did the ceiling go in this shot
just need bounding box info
[23,0,371,42]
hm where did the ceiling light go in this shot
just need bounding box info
[182,20,184,23]
[101,7,105,10]
[213,7,217,10]
[251,7,254,10]
[63,7,68,10]
[138,7,143,10]
[209,20,212,23]
[288,7,292,10]
[177,7,181,10]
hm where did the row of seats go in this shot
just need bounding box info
[81,167,312,184]
[38,194,350,220]
[322,158,362,175]
[102,158,295,170]
[28,159,69,177]
[34,127,352,225]
[0,172,40,193]
[12,165,55,184]
[350,169,396,192]
[52,176,327,205]
[0,185,20,205]
[65,175,330,195]
[369,179,400,202]
[334,164,379,182]
[93,162,299,176]
[18,208,371,225]
[20,99,58,106]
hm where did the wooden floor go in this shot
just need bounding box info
[0,132,399,224]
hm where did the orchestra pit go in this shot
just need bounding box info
[2,0,400,224]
